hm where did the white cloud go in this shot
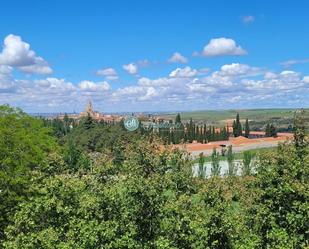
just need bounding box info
[96,67,118,80]
[2,62,309,112]
[168,52,188,64]
[123,63,138,74]
[264,72,277,79]
[217,63,261,77]
[0,66,14,91]
[202,37,247,57]
[280,58,309,68]
[0,34,52,74]
[303,76,309,83]
[242,15,255,24]
[169,66,197,78]
[78,80,110,92]
[138,87,158,101]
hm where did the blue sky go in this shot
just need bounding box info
[0,0,308,112]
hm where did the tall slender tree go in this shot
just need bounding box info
[175,113,181,124]
[236,113,242,137]
[245,118,250,138]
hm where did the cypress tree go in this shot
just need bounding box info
[265,123,271,137]
[212,126,216,141]
[175,113,181,124]
[233,120,237,137]
[236,113,242,136]
[245,118,250,138]
[270,124,277,137]
[83,113,94,130]
[195,126,199,142]
[189,118,193,143]
[203,124,207,143]
[222,126,228,140]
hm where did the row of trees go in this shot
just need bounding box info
[233,113,251,137]
[265,123,278,137]
[150,114,229,144]
[197,146,256,178]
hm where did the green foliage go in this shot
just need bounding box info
[250,143,309,248]
[293,109,309,161]
[227,145,236,176]
[0,105,57,241]
[175,113,181,124]
[242,151,255,176]
[198,152,206,178]
[233,113,243,137]
[1,105,308,248]
[245,118,250,138]
[3,137,236,248]
[265,123,277,137]
[211,148,220,176]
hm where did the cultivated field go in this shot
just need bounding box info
[161,108,303,125]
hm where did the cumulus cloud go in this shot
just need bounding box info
[123,63,138,74]
[34,78,75,90]
[202,38,247,57]
[0,76,114,112]
[168,52,188,64]
[2,61,309,112]
[96,67,118,80]
[0,34,52,74]
[242,15,255,24]
[78,80,110,92]
[169,66,197,78]
[216,63,262,77]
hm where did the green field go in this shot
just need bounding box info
[161,108,300,123]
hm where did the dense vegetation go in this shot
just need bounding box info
[0,105,308,248]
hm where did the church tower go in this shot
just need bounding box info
[85,100,94,114]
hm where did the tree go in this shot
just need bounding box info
[245,118,250,138]
[270,124,277,137]
[236,113,242,137]
[242,151,254,176]
[227,145,236,176]
[293,109,309,161]
[188,118,194,143]
[82,113,95,130]
[0,105,57,241]
[250,143,309,248]
[203,124,207,143]
[233,113,243,137]
[175,113,181,124]
[233,120,237,137]
[265,123,271,137]
[198,152,206,178]
[211,148,220,176]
